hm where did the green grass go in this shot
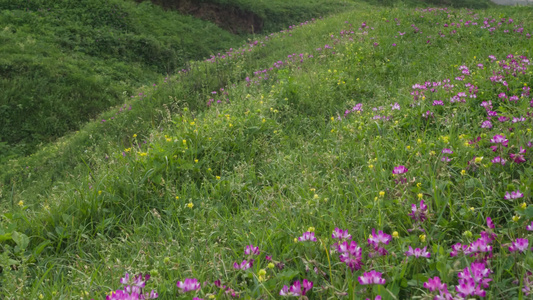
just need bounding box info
[1,1,533,299]
[0,0,244,158]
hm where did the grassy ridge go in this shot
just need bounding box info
[0,0,243,158]
[2,1,533,299]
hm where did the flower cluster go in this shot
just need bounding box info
[107,273,158,300]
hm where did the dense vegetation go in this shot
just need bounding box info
[1,0,533,299]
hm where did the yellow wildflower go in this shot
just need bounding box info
[419,234,426,242]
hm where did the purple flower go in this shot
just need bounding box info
[392,165,408,174]
[106,290,139,300]
[490,135,508,146]
[358,270,386,285]
[233,259,254,270]
[405,246,431,258]
[298,232,317,242]
[487,217,494,229]
[480,120,493,129]
[368,229,391,256]
[441,156,451,162]
[368,229,392,247]
[480,100,492,109]
[116,273,157,299]
[332,228,352,240]
[509,238,529,253]
[458,262,492,288]
[433,100,444,106]
[527,222,533,231]
[522,272,533,296]
[423,276,447,292]
[408,200,428,222]
[510,147,527,163]
[441,148,453,154]
[244,244,260,256]
[456,278,486,298]
[120,272,131,285]
[422,110,434,119]
[450,243,469,257]
[176,278,201,293]
[391,102,401,110]
[279,279,313,297]
[491,156,506,165]
[456,262,492,297]
[466,238,493,256]
[504,189,524,200]
[512,116,526,123]
[337,241,363,272]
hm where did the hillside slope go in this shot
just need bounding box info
[0,0,243,158]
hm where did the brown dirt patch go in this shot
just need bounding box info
[136,0,264,34]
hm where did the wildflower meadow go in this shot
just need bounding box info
[1,0,533,299]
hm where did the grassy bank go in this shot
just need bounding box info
[0,0,243,158]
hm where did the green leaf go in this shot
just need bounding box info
[436,261,449,282]
[27,240,52,263]
[12,231,29,250]
[0,232,13,242]
[523,206,533,219]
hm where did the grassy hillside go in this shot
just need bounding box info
[1,0,533,299]
[0,0,243,158]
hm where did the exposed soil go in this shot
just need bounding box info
[136,0,264,34]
